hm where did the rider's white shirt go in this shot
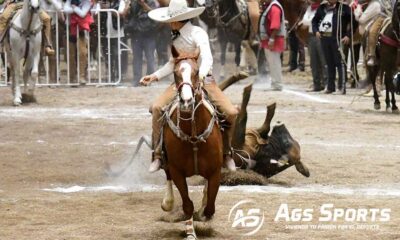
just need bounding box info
[354,1,382,34]
[154,22,213,80]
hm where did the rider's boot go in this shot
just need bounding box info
[149,158,162,173]
[223,126,237,172]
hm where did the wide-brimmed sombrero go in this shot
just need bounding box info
[148,0,205,23]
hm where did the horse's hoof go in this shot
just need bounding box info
[161,199,174,212]
[194,208,207,222]
[13,99,22,106]
[386,107,391,113]
[392,108,400,114]
[185,235,197,240]
[374,104,381,110]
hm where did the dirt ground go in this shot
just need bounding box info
[0,54,400,239]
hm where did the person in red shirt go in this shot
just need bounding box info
[259,0,286,91]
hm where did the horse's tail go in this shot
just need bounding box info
[105,135,152,178]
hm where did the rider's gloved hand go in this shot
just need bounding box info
[140,74,158,86]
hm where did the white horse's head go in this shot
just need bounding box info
[172,46,201,109]
[29,0,40,12]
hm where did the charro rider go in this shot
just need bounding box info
[140,0,238,173]
[0,0,56,55]
[351,0,386,66]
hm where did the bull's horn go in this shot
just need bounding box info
[295,161,310,178]
[257,103,276,139]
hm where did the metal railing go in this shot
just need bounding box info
[0,8,130,87]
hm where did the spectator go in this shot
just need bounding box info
[259,0,286,91]
[64,0,94,85]
[312,0,356,94]
[99,0,128,83]
[288,31,305,72]
[299,0,328,91]
[127,0,158,86]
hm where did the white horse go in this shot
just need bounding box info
[5,0,42,106]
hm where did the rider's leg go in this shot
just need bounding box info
[203,79,238,171]
[367,16,385,66]
[39,11,55,56]
[0,4,18,37]
[149,84,177,173]
[0,4,18,52]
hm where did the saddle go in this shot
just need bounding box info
[379,17,400,48]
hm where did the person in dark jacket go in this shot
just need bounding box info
[312,0,357,94]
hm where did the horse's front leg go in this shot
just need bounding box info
[204,170,221,220]
[194,181,208,222]
[169,167,196,239]
[11,59,22,106]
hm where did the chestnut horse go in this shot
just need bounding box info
[367,0,400,112]
[160,46,223,240]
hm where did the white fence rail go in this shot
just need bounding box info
[0,9,129,87]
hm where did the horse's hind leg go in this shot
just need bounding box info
[161,169,175,212]
[368,66,381,110]
[384,73,391,112]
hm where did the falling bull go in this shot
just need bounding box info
[219,77,310,178]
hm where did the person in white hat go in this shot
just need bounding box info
[140,0,238,173]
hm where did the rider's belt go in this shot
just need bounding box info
[320,32,332,37]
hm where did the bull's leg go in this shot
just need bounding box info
[161,169,175,212]
[218,71,249,91]
[257,103,276,139]
[169,167,195,238]
[232,84,252,149]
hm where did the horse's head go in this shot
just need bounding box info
[29,0,40,12]
[172,45,200,109]
[204,0,219,18]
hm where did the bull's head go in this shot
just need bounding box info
[253,104,310,178]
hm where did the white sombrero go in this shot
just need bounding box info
[148,0,205,23]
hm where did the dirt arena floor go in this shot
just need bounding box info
[1,56,400,239]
